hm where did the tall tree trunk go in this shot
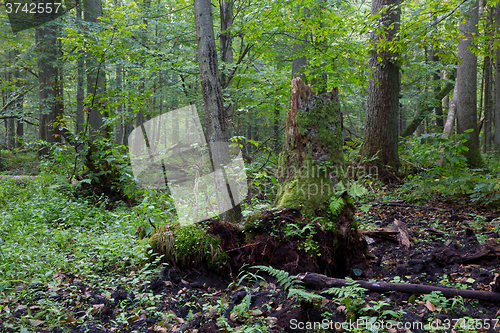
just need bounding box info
[219,0,237,137]
[483,56,493,152]
[195,0,241,223]
[456,0,483,167]
[494,2,500,151]
[361,0,401,171]
[7,119,15,149]
[115,65,124,144]
[36,21,62,153]
[84,0,106,139]
[76,0,85,135]
[16,120,24,148]
[482,5,493,152]
[432,55,444,131]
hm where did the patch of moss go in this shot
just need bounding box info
[276,156,335,219]
[148,223,228,270]
[295,97,343,163]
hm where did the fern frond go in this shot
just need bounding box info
[288,288,323,301]
[324,277,367,299]
[329,197,344,216]
[252,265,323,302]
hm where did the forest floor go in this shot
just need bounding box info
[2,195,500,333]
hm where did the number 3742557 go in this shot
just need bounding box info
[5,2,62,14]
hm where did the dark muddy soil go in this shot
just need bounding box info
[2,201,500,332]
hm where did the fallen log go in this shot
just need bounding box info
[297,272,500,302]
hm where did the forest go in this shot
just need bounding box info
[1,0,500,332]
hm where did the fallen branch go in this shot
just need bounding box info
[358,201,451,211]
[297,273,500,302]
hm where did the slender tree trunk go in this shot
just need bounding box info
[494,2,500,151]
[76,0,85,135]
[195,0,241,223]
[7,118,15,149]
[361,0,401,171]
[432,54,443,131]
[219,0,236,137]
[115,65,124,144]
[16,120,23,148]
[483,56,493,152]
[456,0,483,167]
[432,11,444,131]
[84,0,106,139]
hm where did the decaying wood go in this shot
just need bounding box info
[433,242,500,265]
[393,219,411,247]
[297,272,500,302]
[360,228,399,243]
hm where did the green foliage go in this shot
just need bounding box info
[324,277,367,320]
[0,174,149,291]
[329,197,344,216]
[252,265,323,303]
[420,291,449,311]
[397,134,500,207]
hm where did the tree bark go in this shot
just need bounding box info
[195,0,241,223]
[275,77,367,272]
[84,0,107,139]
[277,78,343,217]
[456,0,483,167]
[76,0,85,136]
[16,120,23,148]
[495,1,500,151]
[361,0,401,171]
[36,21,62,153]
[298,272,500,302]
[115,65,124,145]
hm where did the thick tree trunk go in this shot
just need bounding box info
[36,21,62,153]
[195,0,241,223]
[456,0,483,167]
[361,0,401,171]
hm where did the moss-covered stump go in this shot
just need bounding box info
[273,77,367,273]
[148,221,232,272]
[276,77,343,218]
[147,207,368,278]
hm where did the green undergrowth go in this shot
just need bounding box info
[148,222,229,271]
[0,173,155,295]
[0,148,39,175]
[395,134,500,207]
